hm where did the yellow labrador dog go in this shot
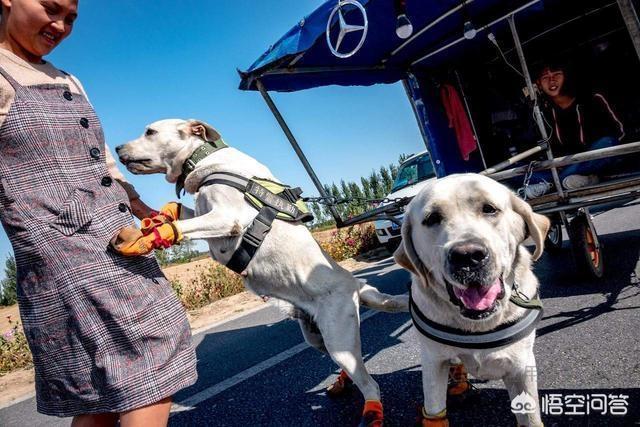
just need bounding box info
[394,174,548,427]
[115,119,408,426]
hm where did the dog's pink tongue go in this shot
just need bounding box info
[455,279,501,311]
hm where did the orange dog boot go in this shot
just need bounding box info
[110,222,182,256]
[359,400,383,427]
[417,407,449,427]
[326,370,353,397]
[447,363,471,404]
[140,202,182,235]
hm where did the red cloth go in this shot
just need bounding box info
[440,83,477,160]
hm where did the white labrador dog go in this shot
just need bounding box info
[115,119,408,425]
[394,174,549,427]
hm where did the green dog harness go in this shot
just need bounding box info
[175,141,314,274]
[198,172,313,273]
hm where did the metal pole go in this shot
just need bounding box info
[508,14,565,200]
[256,79,343,225]
[480,144,544,176]
[617,0,640,62]
[488,140,640,180]
[454,70,487,169]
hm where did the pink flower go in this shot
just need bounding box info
[3,329,14,341]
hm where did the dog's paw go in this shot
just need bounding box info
[416,407,449,427]
[446,363,474,407]
[326,370,353,397]
[359,400,383,427]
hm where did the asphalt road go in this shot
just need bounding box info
[1,203,639,427]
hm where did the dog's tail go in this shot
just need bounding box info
[358,281,409,313]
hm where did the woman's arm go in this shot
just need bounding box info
[105,145,153,220]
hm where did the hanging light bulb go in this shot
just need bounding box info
[463,20,477,40]
[394,0,413,39]
[396,14,413,39]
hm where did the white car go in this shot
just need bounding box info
[374,150,436,250]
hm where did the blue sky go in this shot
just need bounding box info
[0,0,426,269]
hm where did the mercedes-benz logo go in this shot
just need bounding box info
[325,0,368,59]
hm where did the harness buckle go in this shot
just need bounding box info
[243,215,273,247]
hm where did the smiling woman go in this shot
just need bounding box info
[0,1,197,425]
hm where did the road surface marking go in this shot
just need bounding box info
[171,308,381,413]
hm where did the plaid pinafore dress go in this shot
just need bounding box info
[0,65,197,416]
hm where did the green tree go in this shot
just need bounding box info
[380,166,394,194]
[155,249,171,267]
[398,153,410,164]
[0,255,17,306]
[368,170,384,198]
[348,182,366,214]
[389,163,399,180]
[340,179,352,201]
[322,184,335,219]
[330,183,346,219]
[361,177,373,199]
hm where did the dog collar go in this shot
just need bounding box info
[175,139,228,197]
[409,288,543,349]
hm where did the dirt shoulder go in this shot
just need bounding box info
[0,253,382,408]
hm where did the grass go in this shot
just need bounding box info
[0,318,32,376]
[171,262,245,310]
[317,224,379,262]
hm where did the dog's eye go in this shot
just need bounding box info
[423,211,443,227]
[482,203,499,215]
[145,128,157,137]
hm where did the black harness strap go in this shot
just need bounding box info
[200,172,249,192]
[200,173,306,220]
[198,172,307,273]
[226,206,278,274]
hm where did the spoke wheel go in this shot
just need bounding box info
[569,215,604,279]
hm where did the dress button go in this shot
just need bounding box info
[101,176,112,187]
[151,278,159,284]
[63,91,73,101]
[118,203,128,213]
[79,117,89,128]
[89,147,101,159]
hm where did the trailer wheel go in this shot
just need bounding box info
[569,215,604,279]
[545,219,563,252]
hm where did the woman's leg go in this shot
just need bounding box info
[119,396,173,427]
[71,413,119,427]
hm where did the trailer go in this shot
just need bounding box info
[239,0,640,278]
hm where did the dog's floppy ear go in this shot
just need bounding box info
[393,216,432,284]
[179,120,221,143]
[510,193,551,260]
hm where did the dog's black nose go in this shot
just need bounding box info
[448,241,489,270]
[115,145,123,154]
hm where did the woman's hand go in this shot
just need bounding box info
[130,198,155,220]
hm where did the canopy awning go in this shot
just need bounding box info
[238,0,558,92]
